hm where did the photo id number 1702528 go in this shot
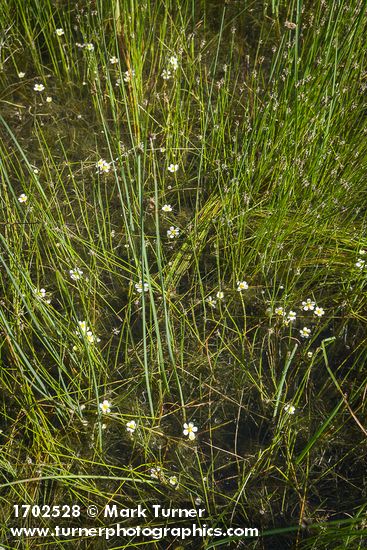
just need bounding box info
[13,504,81,518]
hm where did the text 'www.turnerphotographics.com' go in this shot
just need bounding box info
[10,504,259,541]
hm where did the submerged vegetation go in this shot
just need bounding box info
[0,0,367,547]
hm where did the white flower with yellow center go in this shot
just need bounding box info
[275,307,285,316]
[78,320,88,333]
[46,96,52,103]
[356,259,365,268]
[287,310,297,321]
[237,280,249,291]
[169,475,178,486]
[162,204,173,212]
[96,158,111,174]
[167,226,180,239]
[34,83,45,92]
[206,296,216,308]
[314,306,325,317]
[183,422,198,441]
[126,420,136,433]
[167,163,179,173]
[84,43,94,51]
[18,72,25,78]
[135,280,149,293]
[302,299,315,311]
[69,268,83,280]
[109,56,119,64]
[284,404,296,415]
[216,291,224,300]
[55,28,64,36]
[99,400,111,414]
[77,321,100,344]
[169,56,179,70]
[150,467,162,479]
[86,331,100,344]
[34,288,46,299]
[300,327,311,338]
[18,193,28,203]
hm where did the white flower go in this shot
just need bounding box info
[84,43,94,51]
[18,193,28,203]
[360,249,366,255]
[356,259,365,268]
[162,204,173,212]
[34,288,47,300]
[55,28,64,36]
[275,307,285,316]
[77,321,100,344]
[135,280,149,293]
[237,280,249,291]
[86,331,100,344]
[126,420,136,433]
[46,96,52,103]
[314,306,325,317]
[161,69,172,80]
[110,56,119,64]
[150,467,162,479]
[69,268,83,280]
[18,72,25,78]
[183,422,198,441]
[123,69,135,82]
[78,320,88,333]
[167,163,179,173]
[287,310,297,321]
[96,158,111,173]
[34,287,51,303]
[216,291,224,300]
[284,21,297,30]
[206,296,216,308]
[284,404,296,414]
[302,299,315,311]
[34,83,45,92]
[77,320,87,333]
[99,400,111,414]
[300,327,311,338]
[167,226,180,238]
[169,475,178,486]
[307,351,313,358]
[169,56,178,70]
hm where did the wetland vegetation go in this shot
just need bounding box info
[0,0,367,548]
